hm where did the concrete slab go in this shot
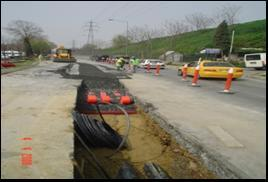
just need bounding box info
[1,61,81,179]
[207,126,244,148]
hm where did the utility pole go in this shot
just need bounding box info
[126,21,128,56]
[108,19,128,56]
[72,40,75,50]
[229,30,235,60]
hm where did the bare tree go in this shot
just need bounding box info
[94,39,106,49]
[163,20,189,51]
[164,20,189,36]
[216,5,241,25]
[112,34,131,48]
[185,13,214,30]
[128,25,163,58]
[128,26,147,43]
[4,20,44,56]
[143,25,155,58]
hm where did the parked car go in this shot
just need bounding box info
[178,60,244,79]
[1,53,10,59]
[12,51,21,58]
[244,53,266,70]
[140,59,165,69]
[96,55,109,62]
[1,50,22,59]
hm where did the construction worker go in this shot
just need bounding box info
[38,54,43,61]
[116,57,122,70]
[130,56,140,73]
[120,57,125,70]
[116,57,125,71]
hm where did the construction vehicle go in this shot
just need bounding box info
[53,46,76,62]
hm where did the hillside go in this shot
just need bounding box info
[99,19,266,58]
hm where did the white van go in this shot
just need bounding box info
[244,53,266,70]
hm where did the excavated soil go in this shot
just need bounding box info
[60,62,216,179]
[74,108,217,179]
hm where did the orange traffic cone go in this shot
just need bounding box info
[182,64,188,81]
[146,64,151,73]
[190,65,201,87]
[219,68,235,94]
[155,63,160,76]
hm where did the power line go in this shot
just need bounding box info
[94,2,113,21]
[109,2,130,19]
[83,20,99,58]
[84,20,98,45]
[125,2,163,19]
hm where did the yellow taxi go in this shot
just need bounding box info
[178,60,244,79]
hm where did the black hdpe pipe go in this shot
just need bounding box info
[73,127,110,179]
[98,103,131,158]
[72,102,130,152]
[72,111,122,148]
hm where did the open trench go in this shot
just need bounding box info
[58,62,217,179]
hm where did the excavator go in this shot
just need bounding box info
[53,46,77,62]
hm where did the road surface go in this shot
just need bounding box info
[137,67,266,113]
[90,59,265,179]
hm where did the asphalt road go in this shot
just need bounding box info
[135,67,266,113]
[70,58,267,178]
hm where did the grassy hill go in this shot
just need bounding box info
[100,19,266,58]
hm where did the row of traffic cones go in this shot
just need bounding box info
[146,64,161,76]
[181,63,235,94]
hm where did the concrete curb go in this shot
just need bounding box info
[119,80,250,179]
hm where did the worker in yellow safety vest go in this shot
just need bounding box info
[130,56,140,73]
[116,57,123,70]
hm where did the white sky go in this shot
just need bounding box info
[1,1,266,48]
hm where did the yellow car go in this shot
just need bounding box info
[178,60,244,79]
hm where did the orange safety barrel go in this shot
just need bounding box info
[87,95,98,104]
[120,96,132,105]
[100,91,111,103]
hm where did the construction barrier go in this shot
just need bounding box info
[219,68,235,94]
[190,65,200,87]
[1,60,16,68]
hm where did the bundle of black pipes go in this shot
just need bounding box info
[72,111,124,148]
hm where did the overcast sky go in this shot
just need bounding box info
[1,1,266,48]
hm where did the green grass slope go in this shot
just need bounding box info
[100,19,266,58]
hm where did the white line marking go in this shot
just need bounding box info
[208,125,244,148]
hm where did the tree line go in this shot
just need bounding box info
[2,20,57,57]
[108,4,240,57]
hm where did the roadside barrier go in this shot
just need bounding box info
[182,64,188,81]
[219,68,235,94]
[190,65,200,87]
[1,59,16,68]
[155,64,160,76]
